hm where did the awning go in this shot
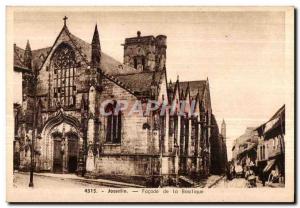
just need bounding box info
[263,159,276,172]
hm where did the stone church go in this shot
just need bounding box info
[13,17,225,186]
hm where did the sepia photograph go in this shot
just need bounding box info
[6,6,294,202]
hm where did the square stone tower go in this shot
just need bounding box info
[123,31,167,71]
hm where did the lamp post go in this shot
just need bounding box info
[29,67,38,187]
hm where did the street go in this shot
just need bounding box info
[212,177,248,188]
[210,177,282,188]
[13,172,107,189]
[14,172,282,189]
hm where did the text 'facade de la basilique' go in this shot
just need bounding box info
[13,18,227,187]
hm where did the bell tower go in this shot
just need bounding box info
[123,31,167,71]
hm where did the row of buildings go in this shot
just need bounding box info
[231,105,285,184]
[13,17,227,187]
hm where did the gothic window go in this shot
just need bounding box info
[52,43,77,108]
[174,116,178,146]
[169,116,174,137]
[179,116,185,155]
[170,115,179,146]
[160,115,166,152]
[193,118,199,154]
[184,117,189,153]
[105,102,122,143]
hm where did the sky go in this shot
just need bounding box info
[13,8,288,159]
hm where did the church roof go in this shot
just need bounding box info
[115,70,165,96]
[67,31,137,75]
[168,80,207,101]
[13,26,137,76]
[179,80,207,100]
[14,44,51,72]
[31,47,52,69]
[14,45,30,71]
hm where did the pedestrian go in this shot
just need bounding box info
[232,166,236,178]
[226,164,232,181]
[267,169,279,184]
[259,168,265,186]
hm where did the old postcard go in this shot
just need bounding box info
[6,6,295,202]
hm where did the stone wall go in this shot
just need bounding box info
[98,77,156,155]
[123,34,167,71]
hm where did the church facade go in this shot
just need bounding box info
[13,18,225,187]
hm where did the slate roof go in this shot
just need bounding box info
[179,80,207,99]
[168,80,207,101]
[115,70,165,96]
[68,31,138,75]
[31,47,52,69]
[14,44,51,72]
[14,27,138,76]
[14,45,29,71]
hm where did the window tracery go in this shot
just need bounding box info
[51,44,77,108]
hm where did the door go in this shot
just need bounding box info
[53,139,63,173]
[68,138,78,173]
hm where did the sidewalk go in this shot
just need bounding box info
[17,171,145,188]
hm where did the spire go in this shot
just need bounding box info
[221,119,226,139]
[91,24,101,68]
[24,40,32,69]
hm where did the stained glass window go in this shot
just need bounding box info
[52,43,76,107]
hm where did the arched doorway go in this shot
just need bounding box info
[40,109,81,173]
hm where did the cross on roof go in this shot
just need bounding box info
[63,16,68,26]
